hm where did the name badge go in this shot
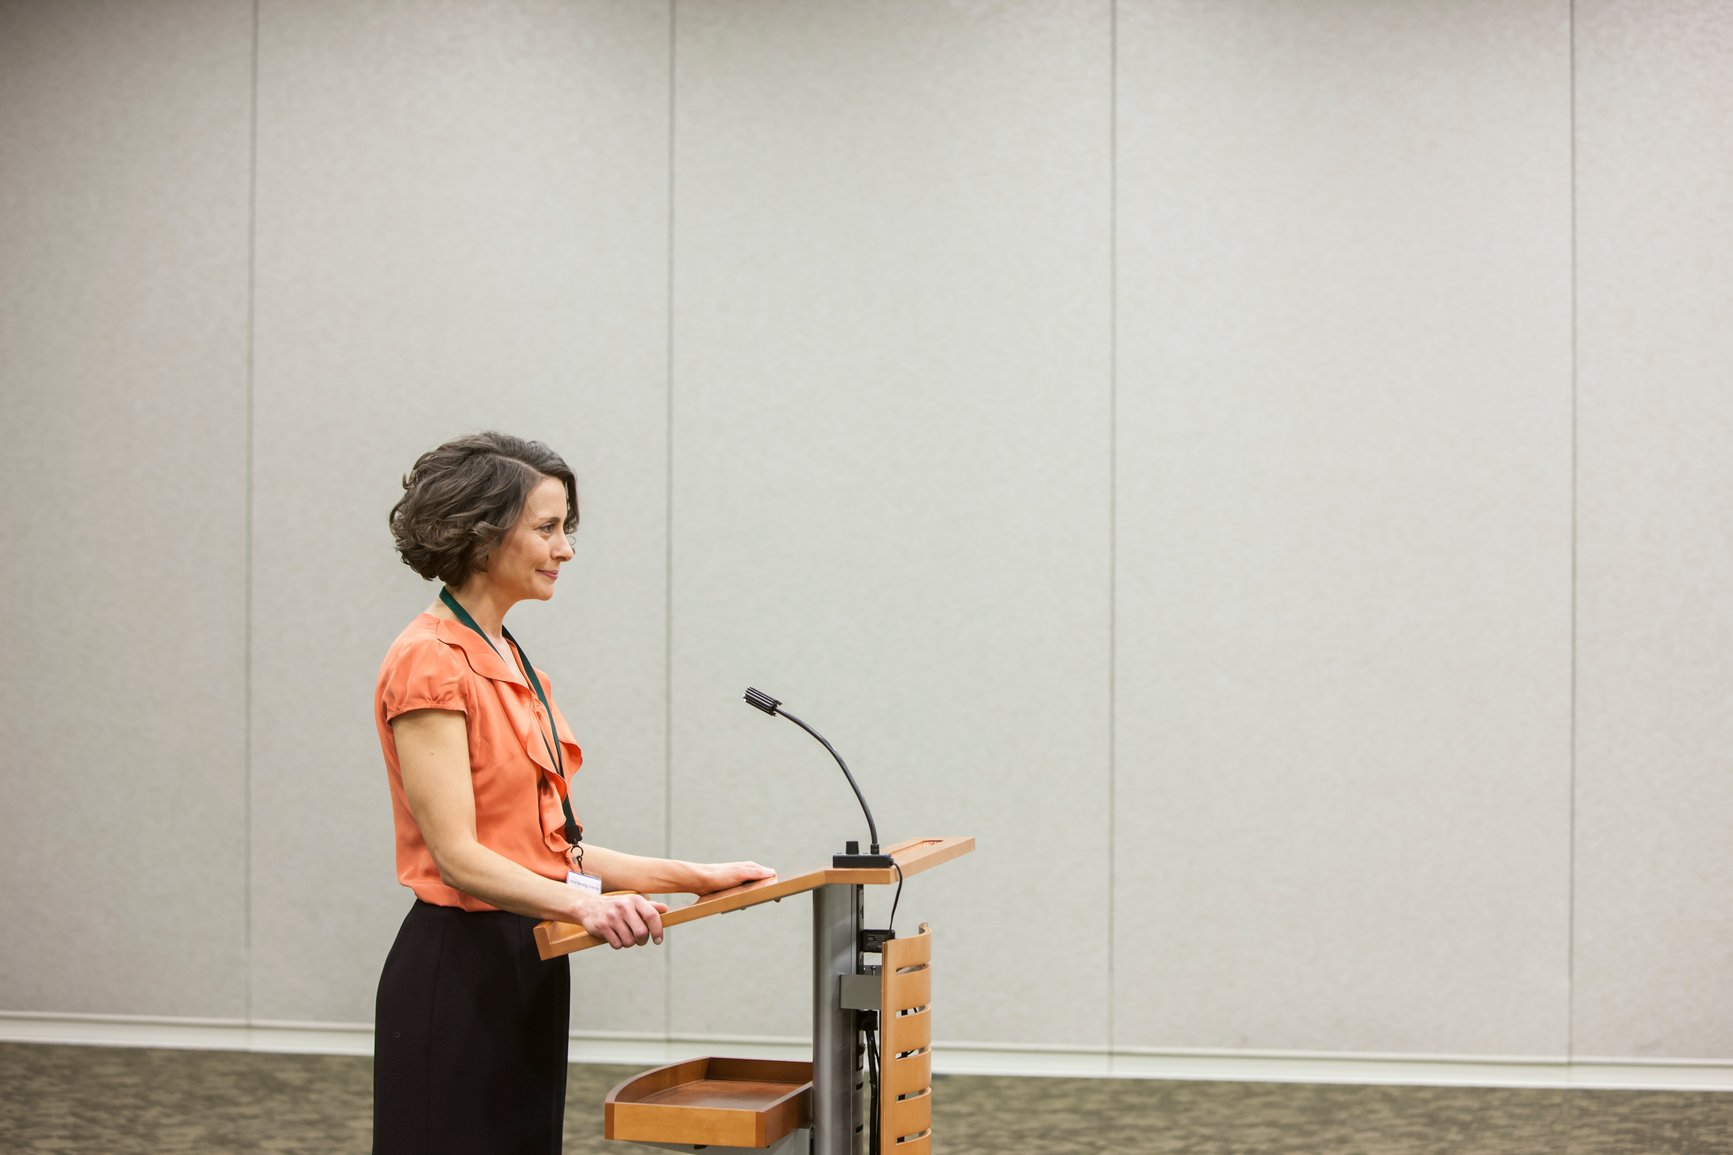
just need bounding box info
[566,871,603,894]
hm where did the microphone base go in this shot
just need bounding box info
[832,851,897,869]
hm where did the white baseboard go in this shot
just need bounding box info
[0,1012,376,1056]
[3,1012,1730,1092]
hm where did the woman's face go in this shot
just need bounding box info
[485,475,574,603]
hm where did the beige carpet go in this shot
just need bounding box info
[2,1043,1729,1154]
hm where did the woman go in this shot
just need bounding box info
[373,431,772,1154]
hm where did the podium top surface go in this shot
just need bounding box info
[534,835,973,959]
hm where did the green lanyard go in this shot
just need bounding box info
[439,587,585,867]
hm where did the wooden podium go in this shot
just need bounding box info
[534,835,974,1155]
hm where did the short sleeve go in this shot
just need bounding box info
[379,635,472,723]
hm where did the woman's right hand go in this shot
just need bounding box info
[575,891,670,950]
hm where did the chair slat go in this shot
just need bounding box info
[884,966,931,1014]
[882,925,932,972]
[884,1004,930,1056]
[884,1087,931,1140]
[882,1047,931,1099]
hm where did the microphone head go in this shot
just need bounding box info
[743,687,781,716]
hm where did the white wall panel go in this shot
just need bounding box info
[5,0,1730,1076]
[1574,0,1733,1060]
[0,0,253,1015]
[668,0,1113,1046]
[1114,0,1574,1055]
[248,0,673,1032]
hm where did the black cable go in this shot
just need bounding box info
[777,707,882,852]
[887,860,904,935]
[865,1016,881,1154]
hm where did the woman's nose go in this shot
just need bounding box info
[556,534,575,560]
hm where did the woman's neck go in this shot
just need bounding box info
[441,580,512,648]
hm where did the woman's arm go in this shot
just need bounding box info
[579,844,775,896]
[392,709,667,949]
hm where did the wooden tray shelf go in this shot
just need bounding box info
[604,1056,812,1149]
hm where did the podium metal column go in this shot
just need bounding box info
[812,883,861,1155]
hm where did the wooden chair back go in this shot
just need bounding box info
[878,923,934,1154]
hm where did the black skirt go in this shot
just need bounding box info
[373,900,572,1154]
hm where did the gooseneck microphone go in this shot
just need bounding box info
[744,688,895,869]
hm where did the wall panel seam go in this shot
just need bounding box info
[1566,0,1579,1065]
[1106,0,1119,1055]
[663,0,678,1039]
[243,0,262,1024]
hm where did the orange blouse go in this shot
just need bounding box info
[374,612,584,911]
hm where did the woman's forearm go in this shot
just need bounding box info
[582,845,776,896]
[579,844,703,894]
[433,839,591,923]
[434,840,670,949]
